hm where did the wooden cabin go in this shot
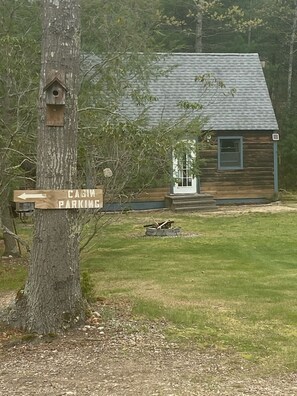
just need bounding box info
[118,53,279,211]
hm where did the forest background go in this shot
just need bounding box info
[1,0,297,223]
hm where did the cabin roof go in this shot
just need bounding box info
[121,53,279,131]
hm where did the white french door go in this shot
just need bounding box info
[173,140,197,194]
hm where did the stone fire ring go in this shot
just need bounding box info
[145,227,181,237]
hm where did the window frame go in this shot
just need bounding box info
[218,136,243,170]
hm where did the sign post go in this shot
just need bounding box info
[13,188,103,210]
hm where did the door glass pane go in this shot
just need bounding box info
[177,154,192,186]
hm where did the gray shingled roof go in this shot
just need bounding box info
[121,53,279,131]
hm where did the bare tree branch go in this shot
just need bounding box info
[2,225,31,253]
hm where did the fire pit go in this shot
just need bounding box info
[144,220,180,237]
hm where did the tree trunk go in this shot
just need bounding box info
[287,0,297,111]
[247,25,252,49]
[194,1,203,53]
[1,197,21,258]
[247,0,253,49]
[0,159,20,257]
[8,0,84,334]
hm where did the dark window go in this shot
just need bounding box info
[218,137,243,170]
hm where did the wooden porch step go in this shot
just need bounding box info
[165,194,217,212]
[174,205,217,212]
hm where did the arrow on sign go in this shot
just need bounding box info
[18,193,47,200]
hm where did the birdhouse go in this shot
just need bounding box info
[44,77,67,105]
[43,76,68,126]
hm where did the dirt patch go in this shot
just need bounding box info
[197,201,297,216]
[1,295,297,396]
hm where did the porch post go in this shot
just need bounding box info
[273,141,279,193]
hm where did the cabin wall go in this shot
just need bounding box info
[200,131,276,200]
[107,130,277,210]
[103,187,170,211]
[132,187,170,202]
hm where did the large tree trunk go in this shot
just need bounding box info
[8,0,84,334]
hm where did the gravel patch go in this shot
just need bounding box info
[1,296,297,396]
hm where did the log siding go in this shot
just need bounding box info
[200,131,275,199]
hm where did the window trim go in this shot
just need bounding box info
[218,136,243,170]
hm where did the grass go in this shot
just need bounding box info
[0,220,31,291]
[1,209,297,372]
[81,210,297,372]
[0,260,27,291]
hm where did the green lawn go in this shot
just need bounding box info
[81,210,297,372]
[1,209,297,372]
[0,220,31,291]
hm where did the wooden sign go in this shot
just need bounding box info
[13,189,103,210]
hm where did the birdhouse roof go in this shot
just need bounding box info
[43,76,68,92]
